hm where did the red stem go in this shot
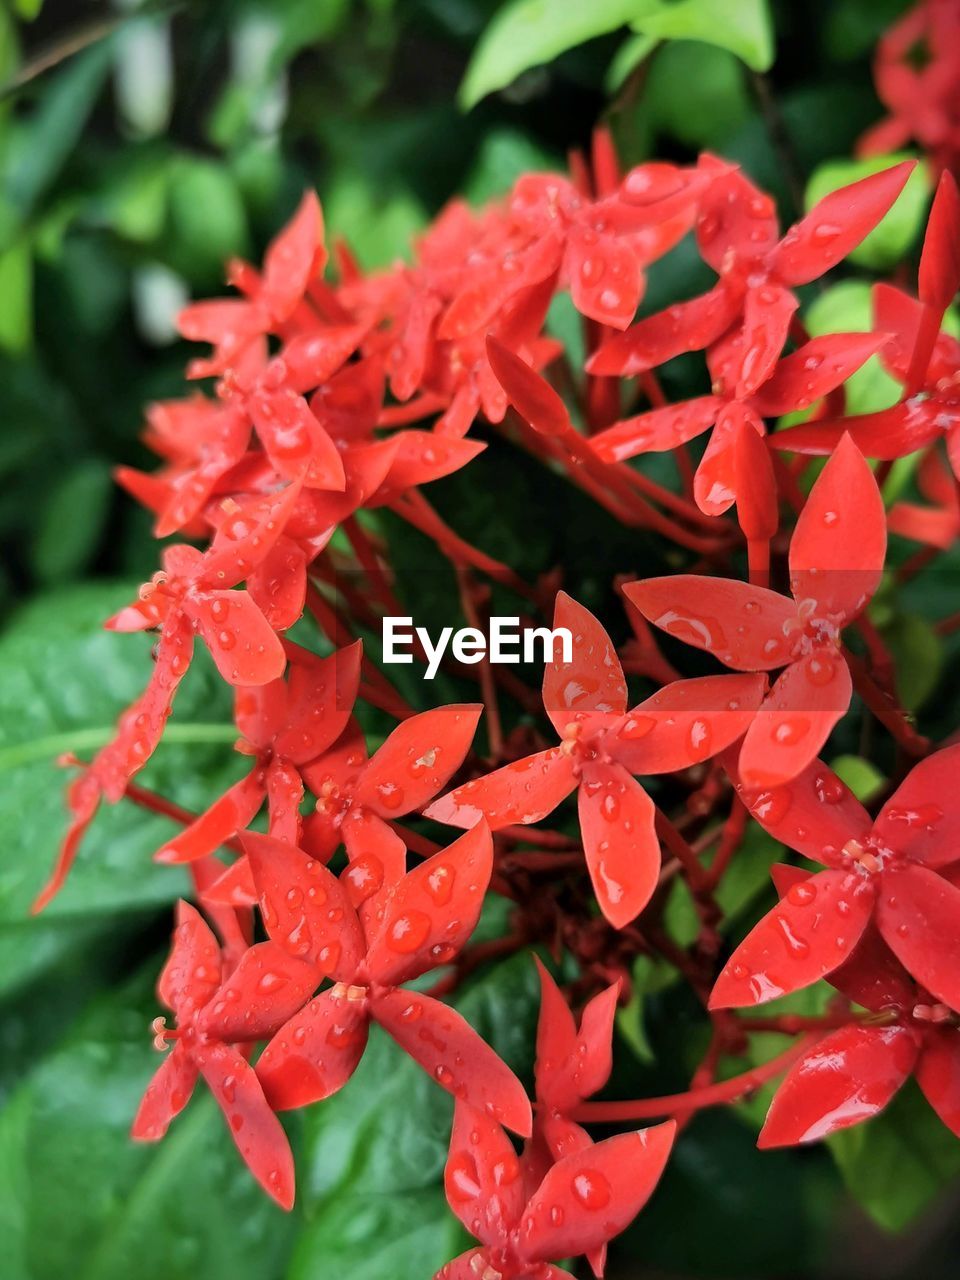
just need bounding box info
[571,1036,815,1122]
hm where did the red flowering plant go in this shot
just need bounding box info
[9,3,960,1274]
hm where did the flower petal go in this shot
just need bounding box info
[590,396,721,463]
[256,989,369,1110]
[586,284,738,376]
[728,756,871,867]
[578,761,659,928]
[872,744,960,868]
[159,900,223,1019]
[737,653,852,790]
[355,705,483,817]
[373,989,532,1137]
[773,161,915,285]
[486,335,571,436]
[199,940,319,1041]
[877,863,960,1010]
[274,642,362,765]
[623,576,797,671]
[187,590,286,686]
[520,1122,676,1264]
[758,1024,917,1147]
[751,333,888,418]
[425,748,577,831]
[198,1043,296,1209]
[542,592,627,734]
[789,433,886,622]
[155,769,266,864]
[442,1101,524,1247]
[916,1028,960,1137]
[241,830,365,978]
[365,820,492,985]
[710,867,874,1008]
[611,674,767,775]
[131,1045,199,1142]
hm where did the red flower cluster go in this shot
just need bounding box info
[44,79,960,1271]
[858,0,960,179]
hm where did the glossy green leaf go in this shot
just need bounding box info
[829,1082,960,1231]
[631,0,774,71]
[31,460,114,583]
[0,238,32,354]
[0,970,298,1280]
[168,157,249,279]
[459,0,642,109]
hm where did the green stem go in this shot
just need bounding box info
[0,723,237,771]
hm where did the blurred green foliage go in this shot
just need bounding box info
[2,1,960,1276]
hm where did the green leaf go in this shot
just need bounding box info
[290,1187,463,1280]
[630,0,774,72]
[804,153,931,270]
[323,170,426,269]
[0,968,298,1280]
[883,612,944,712]
[829,754,885,803]
[801,282,899,415]
[0,583,239,988]
[4,43,112,222]
[640,41,752,148]
[0,238,31,354]
[829,1082,960,1231]
[459,0,642,109]
[605,31,657,93]
[30,460,114,583]
[465,127,557,205]
[167,156,249,279]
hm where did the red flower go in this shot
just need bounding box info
[590,329,884,518]
[153,642,362,867]
[756,863,960,1148]
[888,446,960,547]
[775,173,960,467]
[132,901,296,1209]
[532,960,619,1139]
[178,191,326,378]
[436,1101,675,1279]
[625,434,886,788]
[858,0,960,176]
[526,961,620,1277]
[427,593,765,927]
[36,483,300,912]
[588,161,913,389]
[710,743,960,1011]
[211,825,533,1133]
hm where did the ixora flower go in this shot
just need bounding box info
[756,863,960,1148]
[710,744,960,1012]
[153,642,362,866]
[219,825,533,1134]
[134,901,296,1209]
[178,190,326,378]
[774,172,960,467]
[525,962,620,1280]
[427,592,765,928]
[589,327,884,519]
[586,161,914,388]
[35,482,301,913]
[858,0,960,175]
[435,1101,675,1280]
[625,434,886,789]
